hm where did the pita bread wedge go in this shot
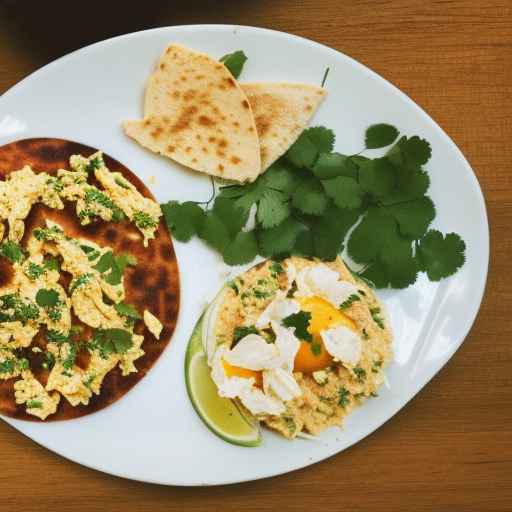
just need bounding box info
[123,44,261,183]
[240,83,327,172]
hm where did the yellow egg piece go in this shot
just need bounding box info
[293,296,357,373]
[223,360,263,388]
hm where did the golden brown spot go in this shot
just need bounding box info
[213,106,220,115]
[195,75,205,80]
[198,116,215,127]
[170,105,198,133]
[196,134,202,141]
[218,139,227,148]
[231,156,241,165]
[215,64,223,70]
[242,100,250,109]
[217,150,226,158]
[172,91,181,99]
[233,121,240,128]
[199,100,210,106]
[159,63,166,70]
[150,127,163,139]
[255,115,270,136]
[208,136,216,143]
[185,147,192,153]
[218,84,227,91]
[192,158,198,163]
[221,116,227,121]
[305,104,313,111]
[218,164,224,172]
[183,89,197,101]
[143,119,151,127]
[248,126,254,133]
[167,145,175,153]
[226,77,236,88]
[202,147,208,154]
[180,76,187,82]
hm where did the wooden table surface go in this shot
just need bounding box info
[0,1,510,510]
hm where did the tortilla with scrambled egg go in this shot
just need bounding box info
[0,138,179,421]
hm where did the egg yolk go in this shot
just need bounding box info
[293,296,356,373]
[223,360,263,388]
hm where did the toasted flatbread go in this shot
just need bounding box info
[124,44,261,183]
[240,83,326,172]
[0,138,179,421]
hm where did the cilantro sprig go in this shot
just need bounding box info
[161,124,466,288]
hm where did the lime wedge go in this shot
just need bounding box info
[185,314,261,447]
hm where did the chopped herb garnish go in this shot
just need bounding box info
[338,387,350,408]
[269,261,284,277]
[283,416,296,435]
[227,280,239,295]
[25,262,45,280]
[43,257,61,272]
[26,400,43,409]
[114,176,131,189]
[339,293,360,310]
[133,211,157,230]
[219,50,248,79]
[41,351,56,370]
[311,343,322,356]
[370,307,385,329]
[0,294,39,323]
[0,358,16,373]
[372,359,383,373]
[84,373,96,390]
[46,177,63,192]
[33,225,63,242]
[362,328,369,340]
[84,188,124,221]
[35,289,59,308]
[0,241,25,263]
[62,343,78,370]
[233,325,259,345]
[90,328,133,356]
[253,288,271,299]
[114,302,141,319]
[69,273,92,294]
[85,155,104,173]
[46,330,69,344]
[282,311,312,342]
[353,366,367,382]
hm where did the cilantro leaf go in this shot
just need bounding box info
[347,208,398,263]
[198,212,231,252]
[322,176,364,209]
[402,136,432,167]
[161,201,206,242]
[0,241,25,263]
[257,189,290,228]
[305,127,335,153]
[293,229,315,258]
[222,231,258,265]
[312,153,357,180]
[91,328,133,355]
[258,218,305,257]
[213,196,250,236]
[219,50,247,79]
[262,160,301,194]
[379,239,419,288]
[358,157,396,198]
[282,311,312,341]
[365,124,400,149]
[416,230,466,281]
[286,131,318,169]
[35,289,59,308]
[292,177,328,215]
[387,196,436,239]
[382,168,430,205]
[114,302,141,319]
[93,251,114,273]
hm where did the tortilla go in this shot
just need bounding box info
[240,83,326,172]
[124,43,261,183]
[0,138,180,421]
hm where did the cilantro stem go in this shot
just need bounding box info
[192,176,216,208]
[321,67,330,88]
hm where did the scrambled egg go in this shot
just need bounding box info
[208,257,393,439]
[143,310,163,339]
[0,156,165,419]
[0,151,161,247]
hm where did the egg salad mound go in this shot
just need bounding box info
[207,256,393,439]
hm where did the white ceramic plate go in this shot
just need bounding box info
[0,25,488,486]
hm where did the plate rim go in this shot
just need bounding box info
[0,23,490,486]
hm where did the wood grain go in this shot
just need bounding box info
[0,0,511,510]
